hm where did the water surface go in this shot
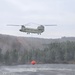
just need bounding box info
[0,64,75,75]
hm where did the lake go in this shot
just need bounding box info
[0,64,75,75]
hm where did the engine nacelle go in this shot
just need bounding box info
[37,25,44,32]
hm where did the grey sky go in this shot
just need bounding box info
[0,0,75,38]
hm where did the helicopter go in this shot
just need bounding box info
[7,22,57,35]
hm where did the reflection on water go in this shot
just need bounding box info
[0,64,75,75]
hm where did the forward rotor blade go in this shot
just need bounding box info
[7,24,22,26]
[7,24,30,26]
[44,25,57,26]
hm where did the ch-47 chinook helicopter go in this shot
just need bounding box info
[7,22,57,35]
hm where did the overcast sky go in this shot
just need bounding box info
[0,0,75,38]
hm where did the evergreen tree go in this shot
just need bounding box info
[0,48,3,63]
[11,49,18,64]
[4,50,10,65]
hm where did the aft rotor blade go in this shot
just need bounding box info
[28,22,57,26]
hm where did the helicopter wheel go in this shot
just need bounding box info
[27,33,30,34]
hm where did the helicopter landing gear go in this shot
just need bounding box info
[38,33,41,35]
[27,33,30,34]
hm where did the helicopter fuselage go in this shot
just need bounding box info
[19,25,44,34]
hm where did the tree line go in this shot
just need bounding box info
[0,41,75,65]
